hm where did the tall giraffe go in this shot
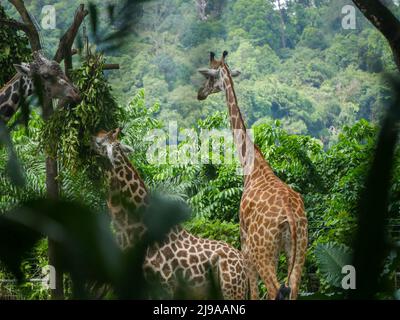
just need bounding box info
[196,51,308,300]
[0,51,81,122]
[92,128,249,299]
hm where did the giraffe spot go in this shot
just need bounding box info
[170,233,177,241]
[125,171,132,181]
[11,93,19,104]
[177,250,186,258]
[13,81,19,91]
[5,86,11,98]
[134,195,142,203]
[161,246,174,259]
[171,258,178,269]
[221,261,228,271]
[162,264,171,278]
[130,182,138,193]
[189,255,199,264]
[181,259,189,268]
[0,94,6,105]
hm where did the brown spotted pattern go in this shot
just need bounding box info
[196,52,308,300]
[94,129,249,299]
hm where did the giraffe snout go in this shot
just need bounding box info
[197,88,208,100]
[70,88,82,103]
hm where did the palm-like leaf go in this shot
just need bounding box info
[315,242,352,288]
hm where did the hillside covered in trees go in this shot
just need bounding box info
[3,0,399,145]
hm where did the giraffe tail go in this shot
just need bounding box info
[209,253,224,299]
[276,204,297,300]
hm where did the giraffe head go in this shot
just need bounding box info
[92,128,134,166]
[13,51,81,103]
[197,51,241,100]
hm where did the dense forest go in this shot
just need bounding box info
[1,0,400,299]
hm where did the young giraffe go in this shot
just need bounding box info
[197,51,308,300]
[92,128,248,299]
[0,51,81,122]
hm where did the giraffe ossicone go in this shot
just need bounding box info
[0,50,81,122]
[196,51,308,300]
[92,128,249,299]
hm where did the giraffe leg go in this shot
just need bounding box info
[240,222,258,300]
[246,258,259,300]
[256,261,280,300]
[253,231,281,300]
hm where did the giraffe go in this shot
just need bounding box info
[0,50,81,123]
[196,51,308,300]
[92,128,249,299]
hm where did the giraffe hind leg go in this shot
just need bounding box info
[252,230,282,300]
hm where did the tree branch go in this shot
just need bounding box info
[53,4,89,64]
[8,0,41,51]
[352,0,400,70]
[103,63,120,70]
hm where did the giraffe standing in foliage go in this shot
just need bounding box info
[92,128,249,299]
[197,51,308,299]
[0,51,80,122]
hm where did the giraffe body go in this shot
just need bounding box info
[0,74,33,121]
[0,51,80,122]
[197,51,308,299]
[94,129,248,299]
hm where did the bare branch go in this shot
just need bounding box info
[8,0,41,51]
[352,0,400,70]
[103,63,120,70]
[53,4,89,64]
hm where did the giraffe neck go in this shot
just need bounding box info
[221,65,269,176]
[0,75,33,122]
[106,145,149,249]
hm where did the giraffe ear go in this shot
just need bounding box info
[230,69,241,77]
[109,127,121,140]
[14,63,31,76]
[198,68,219,78]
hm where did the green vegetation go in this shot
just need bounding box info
[1,0,400,299]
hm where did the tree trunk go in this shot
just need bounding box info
[276,0,287,48]
[42,96,63,299]
[8,0,88,300]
